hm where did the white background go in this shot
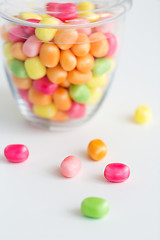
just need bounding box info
[0,0,160,239]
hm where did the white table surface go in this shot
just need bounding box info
[0,0,160,239]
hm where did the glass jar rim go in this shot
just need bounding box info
[0,0,132,29]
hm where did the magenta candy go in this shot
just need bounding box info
[67,101,86,119]
[23,35,42,57]
[9,26,27,42]
[4,144,29,163]
[33,76,58,95]
[104,163,130,183]
[46,2,61,16]
[22,19,40,35]
[105,33,118,57]
[60,155,81,178]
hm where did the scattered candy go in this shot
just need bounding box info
[81,197,109,218]
[60,155,81,178]
[134,105,152,124]
[104,163,130,183]
[4,144,29,163]
[88,139,107,161]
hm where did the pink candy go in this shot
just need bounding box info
[67,101,86,119]
[33,76,58,95]
[23,35,42,57]
[9,26,27,42]
[22,19,40,36]
[105,33,117,57]
[66,18,92,35]
[46,2,78,21]
[104,163,130,183]
[60,155,81,178]
[4,144,29,163]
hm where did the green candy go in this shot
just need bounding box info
[92,57,112,76]
[81,197,110,219]
[10,59,28,78]
[69,84,90,104]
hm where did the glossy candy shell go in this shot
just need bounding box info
[4,144,29,163]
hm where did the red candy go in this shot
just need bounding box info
[4,144,29,163]
[33,76,58,95]
[9,26,27,42]
[46,2,78,21]
[67,101,86,119]
[46,2,61,16]
[22,19,40,36]
[104,163,130,183]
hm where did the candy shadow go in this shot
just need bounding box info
[49,166,63,179]
[70,208,83,218]
[94,174,113,184]
[125,116,134,124]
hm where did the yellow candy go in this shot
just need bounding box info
[35,18,59,42]
[19,12,42,20]
[33,103,57,119]
[25,57,46,80]
[78,1,95,12]
[3,42,14,60]
[134,105,152,124]
[87,73,108,88]
[39,14,51,19]
[83,13,100,22]
[87,87,102,105]
[107,57,115,73]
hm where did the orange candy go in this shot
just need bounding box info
[89,32,109,58]
[71,33,90,57]
[60,79,70,88]
[68,69,92,85]
[12,74,32,89]
[53,87,72,111]
[0,25,9,41]
[76,53,94,73]
[39,43,60,68]
[60,49,77,71]
[52,110,69,122]
[54,29,78,50]
[88,139,108,161]
[28,87,52,105]
[47,65,68,84]
[11,42,27,61]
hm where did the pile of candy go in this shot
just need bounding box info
[1,1,118,123]
[4,138,130,219]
